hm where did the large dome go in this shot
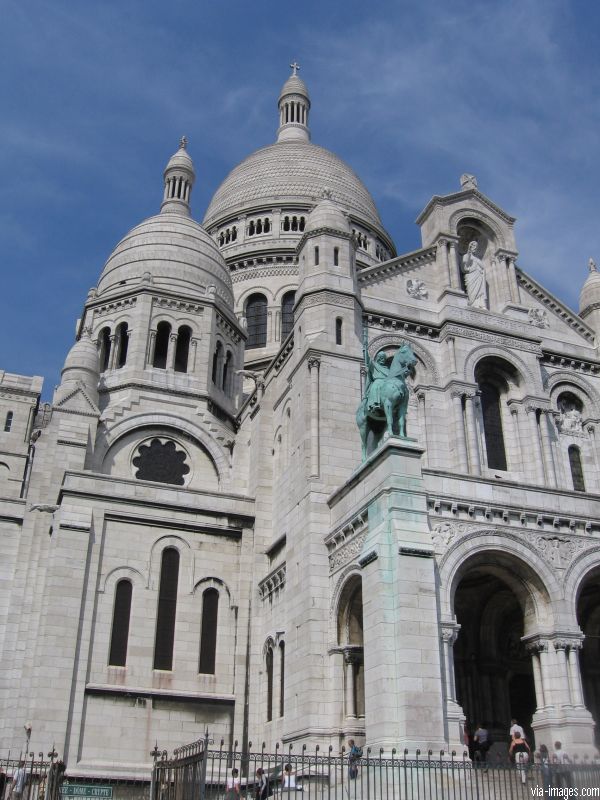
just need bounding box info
[97,213,234,308]
[203,140,383,230]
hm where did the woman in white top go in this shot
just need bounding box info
[282,763,297,790]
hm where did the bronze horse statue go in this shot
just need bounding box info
[356,341,417,460]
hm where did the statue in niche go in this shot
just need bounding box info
[557,396,583,434]
[462,240,488,309]
[356,330,417,460]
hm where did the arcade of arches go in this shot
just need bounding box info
[337,576,365,723]
[449,552,600,749]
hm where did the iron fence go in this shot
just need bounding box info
[0,752,65,800]
[153,738,600,800]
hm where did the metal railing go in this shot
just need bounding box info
[0,752,65,800]
[152,738,600,800]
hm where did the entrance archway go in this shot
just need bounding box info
[452,552,550,748]
[577,567,600,745]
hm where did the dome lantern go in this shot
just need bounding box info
[277,62,311,143]
[161,137,196,216]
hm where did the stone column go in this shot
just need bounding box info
[586,425,600,492]
[437,238,451,286]
[554,640,572,706]
[539,409,557,487]
[508,257,520,303]
[509,406,525,476]
[344,649,358,718]
[526,407,546,484]
[108,334,117,370]
[416,392,428,467]
[441,624,460,702]
[446,336,457,375]
[307,357,320,478]
[166,333,178,371]
[451,392,469,473]
[448,241,462,290]
[464,391,481,475]
[147,330,157,366]
[526,640,547,709]
[190,338,198,372]
[567,641,585,707]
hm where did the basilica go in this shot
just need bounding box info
[1,67,599,777]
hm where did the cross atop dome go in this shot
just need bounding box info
[290,61,300,76]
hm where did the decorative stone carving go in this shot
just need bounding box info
[460,173,478,190]
[406,279,428,300]
[532,535,586,569]
[525,639,548,655]
[431,521,474,548]
[589,257,597,273]
[329,531,367,572]
[528,308,550,329]
[556,395,583,434]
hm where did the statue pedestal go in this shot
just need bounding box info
[329,438,449,752]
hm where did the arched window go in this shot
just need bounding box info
[199,588,219,674]
[335,317,343,345]
[175,325,192,373]
[99,327,111,372]
[222,351,233,395]
[279,641,285,717]
[264,218,271,233]
[480,382,507,470]
[153,321,171,369]
[246,294,268,349]
[283,216,290,232]
[4,411,13,433]
[569,445,585,492]
[219,233,224,246]
[232,226,237,241]
[248,220,255,236]
[115,322,129,369]
[256,219,263,234]
[299,217,306,232]
[266,646,274,721]
[153,548,180,670]
[212,341,223,384]
[281,291,295,340]
[108,579,132,667]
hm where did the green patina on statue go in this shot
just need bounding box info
[356,330,417,460]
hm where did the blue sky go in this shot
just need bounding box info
[1,0,600,398]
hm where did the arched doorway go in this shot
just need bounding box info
[337,576,365,721]
[452,553,548,749]
[577,568,600,746]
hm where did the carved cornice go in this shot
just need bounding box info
[94,297,137,318]
[298,290,355,309]
[364,314,439,341]
[542,352,600,376]
[428,498,598,538]
[326,510,369,573]
[258,563,286,601]
[443,323,542,355]
[216,311,243,344]
[153,297,205,315]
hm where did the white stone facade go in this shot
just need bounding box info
[1,70,600,777]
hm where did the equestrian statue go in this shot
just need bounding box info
[356,330,417,460]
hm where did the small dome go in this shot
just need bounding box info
[164,143,194,174]
[305,195,350,234]
[579,258,600,317]
[61,331,100,384]
[279,73,309,102]
[97,214,234,308]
